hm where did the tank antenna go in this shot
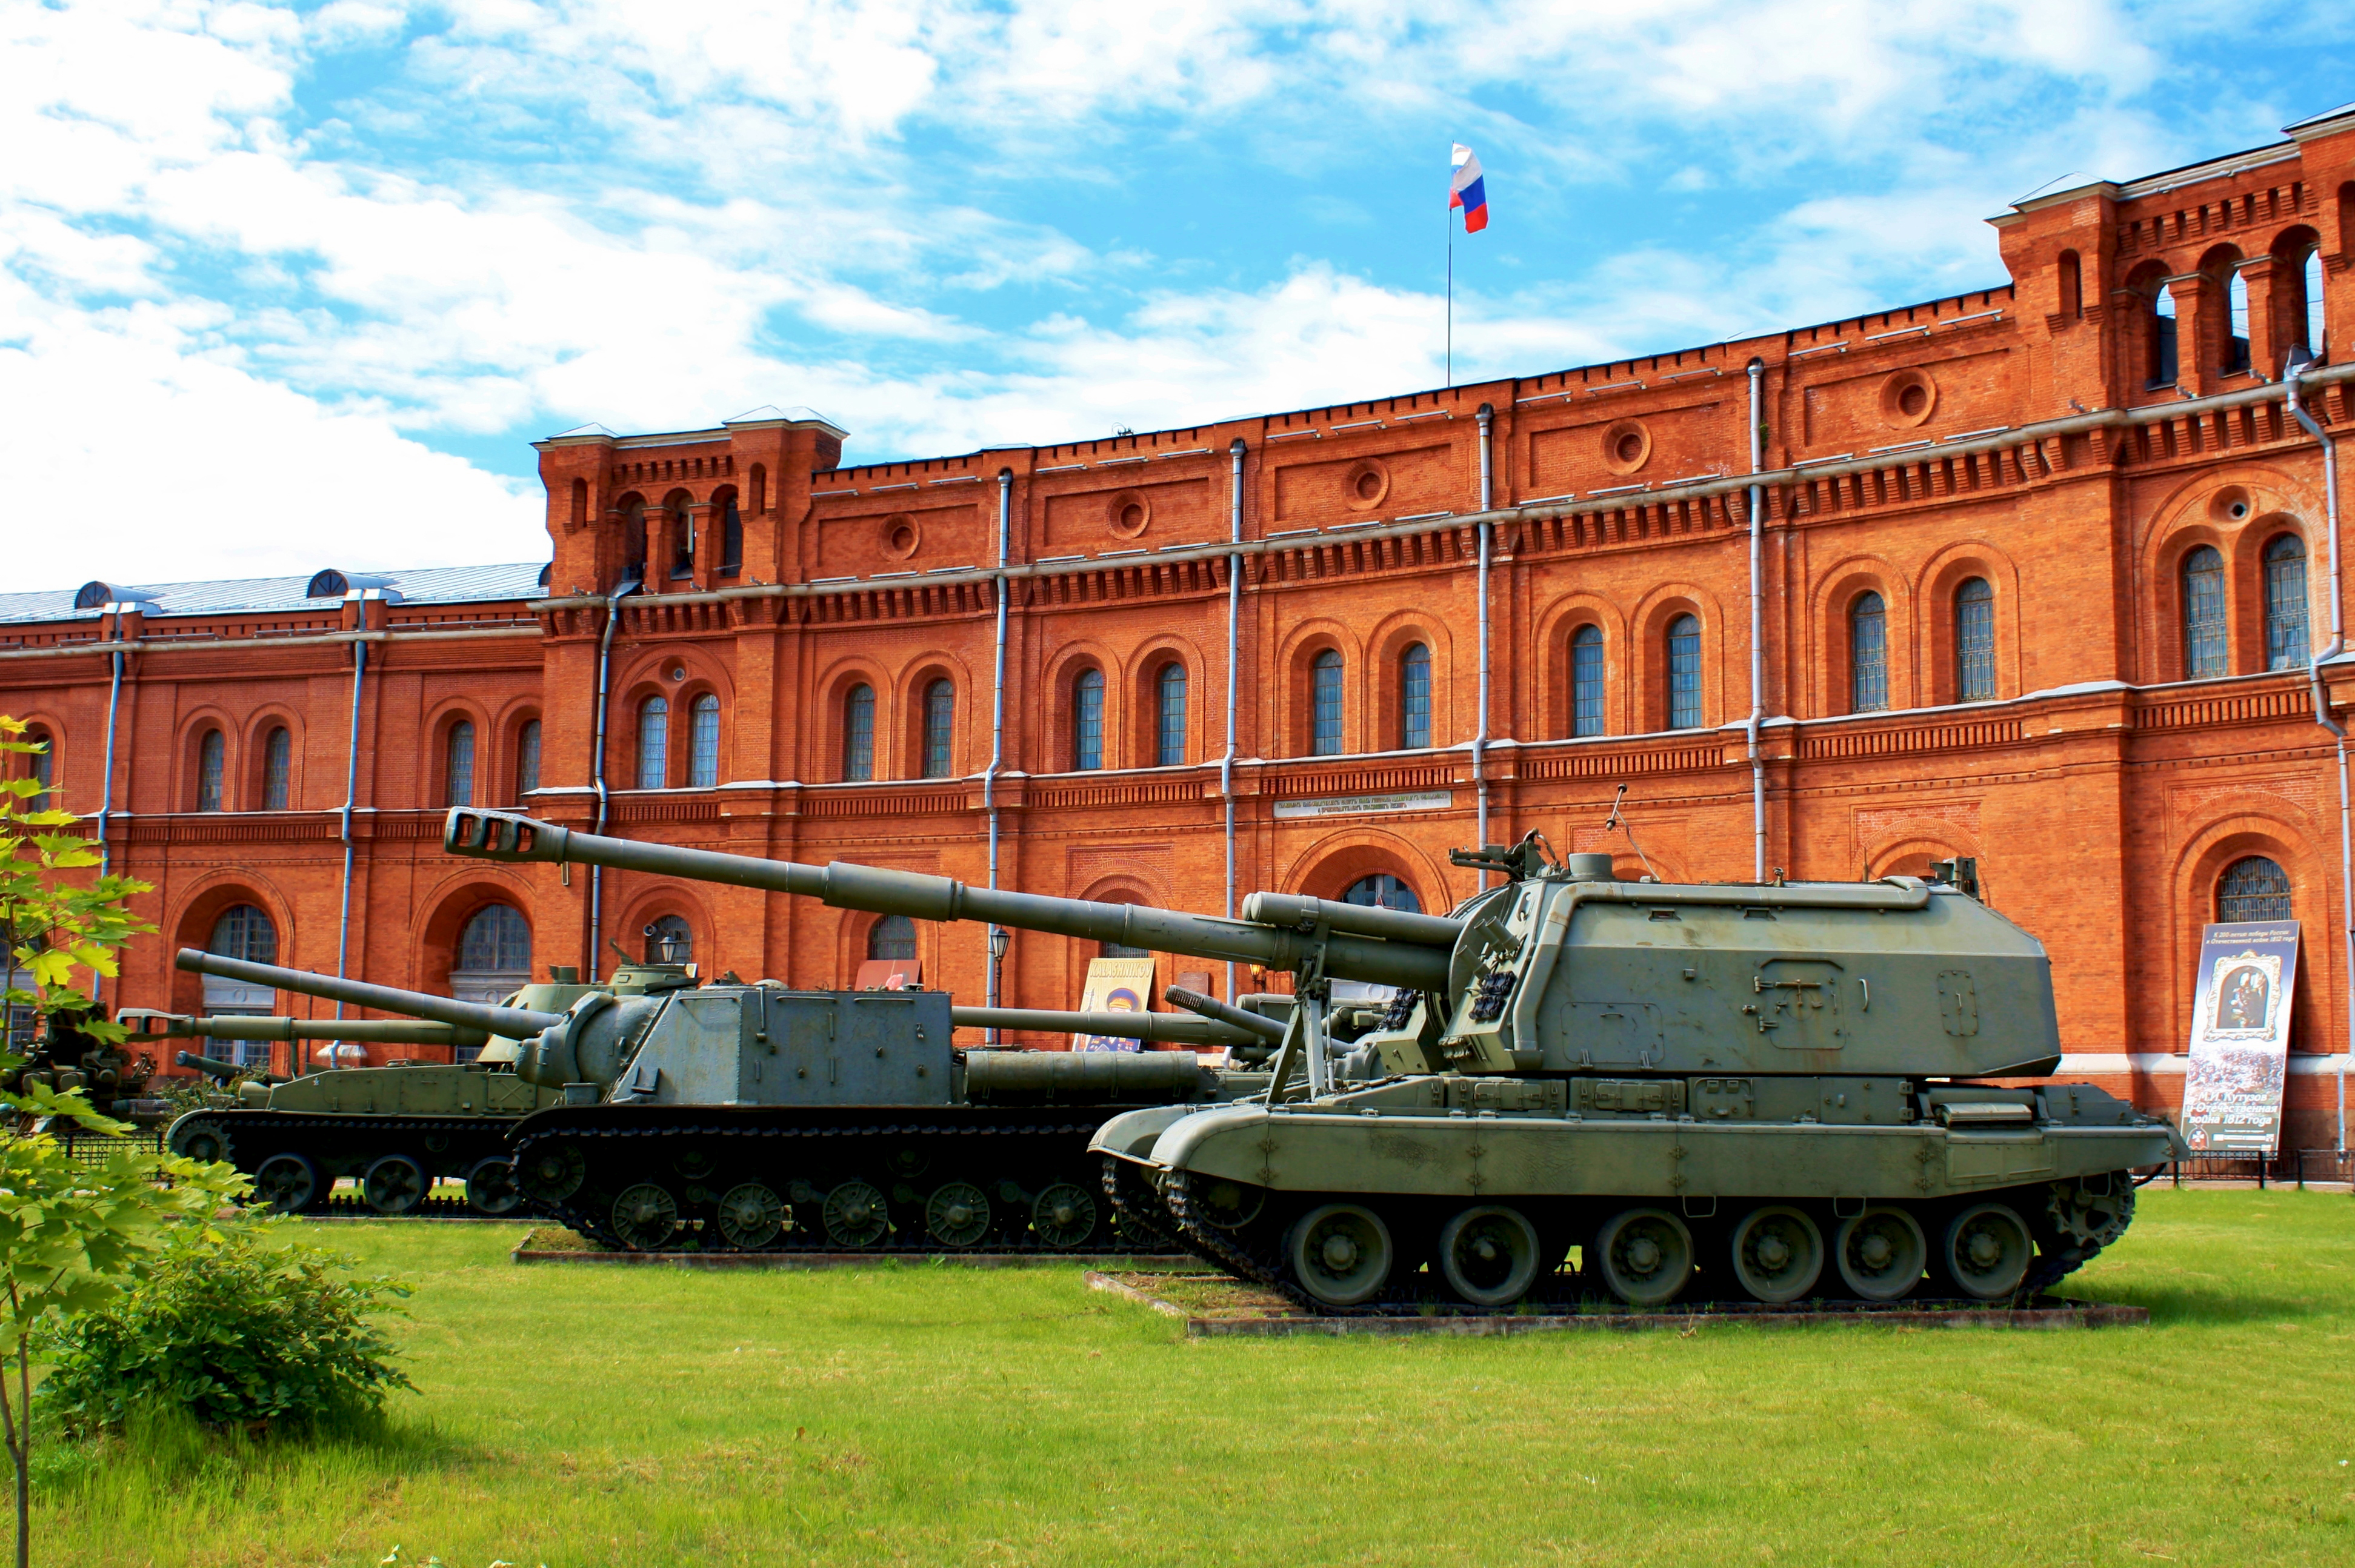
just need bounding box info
[1603,784,1660,883]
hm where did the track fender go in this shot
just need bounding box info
[1088,1103,1213,1161]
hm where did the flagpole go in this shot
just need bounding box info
[1446,208,1453,386]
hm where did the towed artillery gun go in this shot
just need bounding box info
[168,915,1271,1249]
[445,809,2182,1311]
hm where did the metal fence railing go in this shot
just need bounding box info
[2159,1148,2354,1190]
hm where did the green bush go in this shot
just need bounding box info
[35,1225,416,1433]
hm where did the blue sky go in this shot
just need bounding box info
[4,0,2353,589]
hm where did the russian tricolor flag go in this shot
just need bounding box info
[1450,143,1488,233]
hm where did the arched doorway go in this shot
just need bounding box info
[450,905,532,1060]
[203,903,278,1067]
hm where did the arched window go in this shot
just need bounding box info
[867,914,918,961]
[2304,246,2326,359]
[670,503,695,579]
[922,679,955,778]
[2057,250,2082,321]
[1311,649,1344,755]
[458,904,532,973]
[262,726,291,810]
[1571,625,1605,737]
[1155,663,1186,766]
[1850,592,1890,713]
[1342,873,1421,913]
[446,720,476,806]
[688,694,721,787]
[643,914,692,964]
[196,729,225,812]
[636,696,669,788]
[1955,579,1996,703]
[1399,643,1431,750]
[2217,856,2292,922]
[2225,266,2251,374]
[842,684,876,781]
[25,726,53,813]
[2151,282,2180,388]
[2264,535,2310,673]
[624,500,648,580]
[1666,615,1702,730]
[720,499,743,577]
[2183,546,2228,677]
[1073,668,1105,771]
[203,903,279,1043]
[515,719,541,799]
[208,903,276,965]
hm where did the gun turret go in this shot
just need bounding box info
[444,808,1456,992]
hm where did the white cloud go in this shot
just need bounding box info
[0,0,2346,593]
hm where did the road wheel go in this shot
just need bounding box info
[1438,1204,1544,1308]
[1594,1208,1694,1307]
[715,1183,785,1250]
[252,1152,321,1214]
[1729,1205,1825,1304]
[517,1141,587,1203]
[464,1157,524,1216]
[925,1181,993,1247]
[822,1180,889,1247]
[1287,1203,1393,1307]
[362,1154,428,1216]
[1834,1206,1928,1301]
[611,1182,680,1251]
[1031,1183,1098,1249]
[1942,1203,2033,1300]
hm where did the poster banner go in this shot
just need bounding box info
[2180,920,2299,1156]
[1076,957,1157,1052]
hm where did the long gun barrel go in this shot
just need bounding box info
[948,1005,1259,1048]
[172,949,565,1040]
[126,1010,479,1049]
[1162,986,1289,1043]
[172,1050,289,1086]
[445,809,1455,991]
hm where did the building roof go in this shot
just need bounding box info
[0,562,550,626]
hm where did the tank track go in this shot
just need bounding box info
[524,1117,1175,1256]
[1156,1172,2138,1316]
[1098,1158,1182,1252]
[170,1111,520,1214]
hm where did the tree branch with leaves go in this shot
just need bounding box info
[0,716,250,1568]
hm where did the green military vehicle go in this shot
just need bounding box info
[133,962,641,1214]
[161,938,1268,1247]
[442,808,2180,1310]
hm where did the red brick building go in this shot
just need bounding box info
[8,116,2355,1152]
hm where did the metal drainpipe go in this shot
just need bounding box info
[1747,357,1768,884]
[2287,354,2349,1155]
[92,616,127,1004]
[1474,405,1493,887]
[588,574,641,984]
[332,626,370,1060]
[1225,439,1245,1001]
[985,470,1012,1037]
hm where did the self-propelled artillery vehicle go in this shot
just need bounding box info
[443,809,2180,1309]
[138,958,619,1213]
[170,909,1271,1250]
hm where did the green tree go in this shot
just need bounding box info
[0,716,250,1568]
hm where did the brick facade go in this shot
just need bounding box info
[8,117,2355,1151]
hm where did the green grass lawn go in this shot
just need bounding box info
[24,1188,2355,1567]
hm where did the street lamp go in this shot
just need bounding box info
[987,925,1010,1044]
